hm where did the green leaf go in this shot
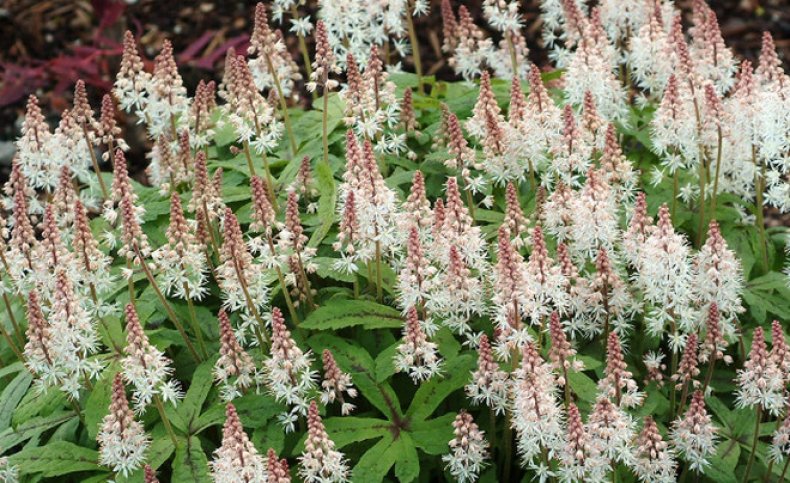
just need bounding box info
[172,436,211,483]
[410,413,455,455]
[176,360,216,434]
[0,361,23,380]
[394,433,419,483]
[353,435,398,483]
[253,423,286,456]
[194,393,282,434]
[575,355,603,371]
[9,441,100,477]
[705,438,740,483]
[308,334,403,420]
[301,299,403,331]
[730,406,758,439]
[308,159,337,248]
[567,371,598,405]
[0,411,76,453]
[85,367,117,440]
[321,417,390,450]
[405,355,475,423]
[313,257,357,283]
[433,327,461,361]
[0,372,32,429]
[374,341,399,383]
[11,384,64,429]
[147,435,177,470]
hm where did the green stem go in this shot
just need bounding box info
[709,125,723,220]
[752,146,769,271]
[81,124,109,200]
[528,159,536,193]
[765,460,775,483]
[88,283,123,354]
[701,357,717,396]
[296,253,317,310]
[231,258,269,350]
[290,5,314,87]
[126,259,136,304]
[374,240,383,303]
[696,154,707,247]
[154,394,179,448]
[266,235,300,324]
[183,283,209,359]
[781,457,790,482]
[505,32,519,78]
[503,423,513,483]
[264,53,298,155]
[69,398,85,424]
[242,141,258,177]
[134,245,202,363]
[670,333,679,419]
[322,88,330,167]
[2,292,24,347]
[404,0,424,95]
[742,404,763,483]
[488,407,497,461]
[671,168,679,219]
[0,319,23,362]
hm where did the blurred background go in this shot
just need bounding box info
[0,0,788,182]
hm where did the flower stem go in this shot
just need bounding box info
[374,240,383,303]
[266,235,300,324]
[505,32,519,78]
[2,292,24,347]
[134,245,202,363]
[322,87,330,167]
[696,154,707,247]
[752,146,769,271]
[0,318,23,362]
[154,394,179,448]
[290,5,314,82]
[296,253,317,310]
[242,140,258,177]
[81,124,109,200]
[671,168,679,218]
[701,357,717,396]
[264,53,298,155]
[231,258,269,349]
[742,404,763,483]
[405,0,424,95]
[781,457,790,482]
[88,282,123,354]
[709,125,723,220]
[182,283,209,359]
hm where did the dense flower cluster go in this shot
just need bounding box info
[1,0,789,482]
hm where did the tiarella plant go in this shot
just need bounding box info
[0,1,789,482]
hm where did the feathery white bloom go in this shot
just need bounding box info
[299,401,350,483]
[394,307,443,382]
[671,391,717,473]
[634,204,693,337]
[443,411,489,483]
[511,343,565,464]
[98,375,150,477]
[210,403,267,483]
[264,308,317,427]
[735,327,785,416]
[121,304,182,412]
